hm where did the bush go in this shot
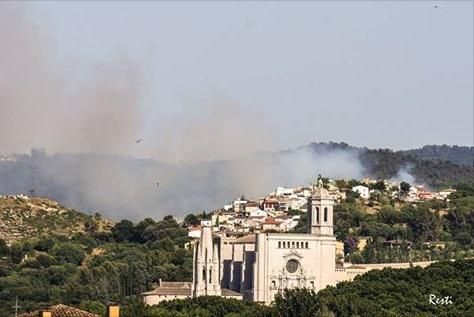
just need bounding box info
[53,243,85,265]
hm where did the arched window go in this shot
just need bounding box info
[209,269,212,283]
[292,241,295,248]
[324,207,328,222]
[278,241,281,248]
[316,207,320,223]
[283,241,286,248]
[296,242,300,248]
[305,242,309,248]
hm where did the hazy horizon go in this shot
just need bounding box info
[1,1,472,164]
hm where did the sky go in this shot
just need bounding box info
[1,1,473,162]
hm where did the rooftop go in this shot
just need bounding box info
[142,281,192,296]
[234,234,257,243]
[18,304,99,317]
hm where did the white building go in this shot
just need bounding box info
[351,185,370,199]
[191,179,340,304]
[275,186,295,197]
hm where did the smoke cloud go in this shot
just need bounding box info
[391,165,416,185]
[0,148,364,220]
[0,4,145,156]
[0,4,366,220]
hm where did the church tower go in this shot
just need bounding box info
[308,178,334,236]
[192,221,221,297]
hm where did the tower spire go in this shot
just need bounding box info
[308,179,334,236]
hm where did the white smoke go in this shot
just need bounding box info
[0,4,367,220]
[391,165,416,185]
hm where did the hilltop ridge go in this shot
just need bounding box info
[0,143,472,219]
[0,195,113,243]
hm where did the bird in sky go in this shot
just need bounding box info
[136,139,143,144]
[434,4,439,9]
[156,182,160,188]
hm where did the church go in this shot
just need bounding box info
[191,179,340,304]
[143,179,435,305]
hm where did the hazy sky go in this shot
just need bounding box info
[1,1,472,161]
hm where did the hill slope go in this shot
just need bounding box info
[0,195,113,243]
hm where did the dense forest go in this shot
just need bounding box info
[305,142,474,187]
[0,216,194,317]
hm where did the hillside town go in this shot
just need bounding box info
[136,176,465,306]
[186,177,457,237]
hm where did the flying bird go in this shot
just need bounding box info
[156,182,160,188]
[434,5,439,8]
[136,139,143,144]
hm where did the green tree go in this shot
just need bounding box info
[400,181,411,194]
[53,243,85,265]
[112,220,136,242]
[274,288,321,317]
[184,214,200,226]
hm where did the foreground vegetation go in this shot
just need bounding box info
[0,216,193,317]
[79,260,474,317]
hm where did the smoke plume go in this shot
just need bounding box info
[391,165,416,185]
[0,4,366,220]
[0,4,145,156]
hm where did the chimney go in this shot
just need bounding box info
[39,312,52,317]
[107,305,120,317]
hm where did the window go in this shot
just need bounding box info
[286,259,300,273]
[296,242,299,248]
[209,269,212,283]
[310,281,314,288]
[305,242,309,248]
[283,241,286,248]
[316,207,320,223]
[292,241,295,248]
[272,280,276,288]
[324,207,328,222]
[278,241,281,248]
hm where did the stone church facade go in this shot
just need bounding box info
[192,180,341,304]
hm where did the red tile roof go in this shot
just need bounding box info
[263,217,282,225]
[18,304,99,317]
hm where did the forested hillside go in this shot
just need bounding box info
[0,215,193,317]
[1,143,472,220]
[304,142,473,187]
[403,145,473,166]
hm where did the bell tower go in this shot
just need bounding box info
[192,221,221,297]
[308,178,334,236]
